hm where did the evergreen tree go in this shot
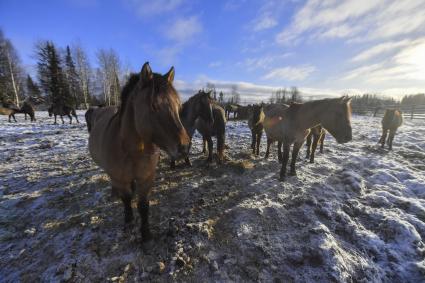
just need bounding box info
[26,75,41,99]
[36,41,71,106]
[64,46,81,108]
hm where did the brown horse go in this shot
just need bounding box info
[196,103,227,163]
[305,125,326,163]
[0,102,20,122]
[87,63,189,242]
[264,103,289,162]
[275,97,352,181]
[379,109,403,150]
[48,104,79,124]
[170,90,214,169]
[248,104,265,155]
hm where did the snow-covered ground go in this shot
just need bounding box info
[1,111,424,282]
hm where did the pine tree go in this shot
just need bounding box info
[26,75,41,99]
[36,41,71,106]
[64,46,81,108]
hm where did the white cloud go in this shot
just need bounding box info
[351,40,410,62]
[240,53,293,70]
[253,16,278,31]
[262,65,316,81]
[126,0,184,17]
[165,16,202,43]
[276,0,425,44]
[208,61,223,68]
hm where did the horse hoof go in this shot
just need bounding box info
[279,176,286,182]
[141,230,153,243]
[289,171,297,176]
[309,160,314,164]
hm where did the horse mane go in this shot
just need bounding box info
[119,72,180,120]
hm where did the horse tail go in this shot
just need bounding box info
[85,108,94,132]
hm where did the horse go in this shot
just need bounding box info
[0,102,20,122]
[236,105,251,120]
[48,104,79,124]
[225,104,239,120]
[305,125,326,163]
[195,103,227,163]
[87,62,190,242]
[263,103,289,162]
[379,109,403,150]
[20,100,36,122]
[170,90,214,169]
[275,97,352,181]
[248,104,265,156]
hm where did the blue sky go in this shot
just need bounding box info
[1,0,425,102]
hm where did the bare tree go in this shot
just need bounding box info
[73,44,92,109]
[0,29,25,105]
[96,48,121,106]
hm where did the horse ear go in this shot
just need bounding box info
[141,62,153,83]
[343,96,352,103]
[164,66,175,83]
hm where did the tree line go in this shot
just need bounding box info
[0,29,127,109]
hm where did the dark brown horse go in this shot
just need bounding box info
[305,125,326,163]
[225,104,239,120]
[21,100,36,121]
[248,104,265,156]
[170,90,214,168]
[48,104,79,124]
[196,103,227,163]
[275,97,352,181]
[87,63,189,242]
[379,109,403,150]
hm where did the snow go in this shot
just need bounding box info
[0,111,424,282]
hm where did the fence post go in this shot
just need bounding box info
[411,105,415,120]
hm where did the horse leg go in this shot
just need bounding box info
[25,113,27,120]
[388,129,396,150]
[170,159,176,169]
[279,143,290,181]
[184,141,192,166]
[75,114,80,123]
[305,133,312,159]
[113,181,134,225]
[265,138,271,159]
[136,179,154,242]
[256,131,262,156]
[319,132,325,153]
[379,129,388,148]
[309,134,320,163]
[290,141,303,176]
[68,114,72,124]
[217,134,225,163]
[206,136,213,163]
[278,141,283,163]
[61,115,65,124]
[202,137,207,154]
[251,130,256,153]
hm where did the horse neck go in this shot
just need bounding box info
[181,99,197,130]
[119,103,153,149]
[296,100,328,130]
